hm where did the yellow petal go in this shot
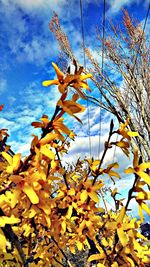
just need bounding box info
[6,166,13,173]
[31,121,43,128]
[108,170,120,178]
[78,81,89,89]
[85,220,92,230]
[80,190,88,202]
[2,152,12,165]
[13,153,21,170]
[123,256,135,267]
[64,100,85,114]
[39,133,58,145]
[40,145,55,160]
[117,228,128,247]
[52,62,64,80]
[45,215,51,228]
[29,207,37,218]
[70,244,75,254]
[124,167,134,174]
[0,229,6,251]
[127,131,139,137]
[106,221,117,230]
[116,141,129,148]
[136,191,150,200]
[66,205,73,219]
[141,202,150,215]
[80,73,92,80]
[117,206,125,223]
[61,221,66,234]
[89,191,99,203]
[108,162,119,169]
[0,215,20,227]
[68,188,75,196]
[88,253,105,262]
[137,171,150,186]
[51,159,57,169]
[23,185,39,204]
[111,262,119,267]
[42,79,59,87]
[101,237,109,247]
[56,123,70,135]
[10,189,21,208]
[38,203,51,215]
[139,162,150,171]
[76,241,83,251]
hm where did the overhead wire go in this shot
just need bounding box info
[98,0,106,158]
[79,0,92,158]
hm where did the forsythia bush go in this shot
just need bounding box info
[0,61,150,267]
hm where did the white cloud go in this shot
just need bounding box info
[0,118,15,130]
[0,78,7,94]
[0,0,59,66]
[107,0,137,14]
[107,0,149,16]
[13,0,68,13]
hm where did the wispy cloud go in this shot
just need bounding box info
[107,0,150,16]
[107,0,137,14]
[0,78,7,94]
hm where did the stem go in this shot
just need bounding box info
[99,190,109,215]
[55,148,69,189]
[125,155,142,211]
[125,172,139,212]
[1,220,28,267]
[92,120,114,185]
[41,106,61,138]
[54,257,66,267]
[51,237,71,267]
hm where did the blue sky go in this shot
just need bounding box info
[0,0,149,219]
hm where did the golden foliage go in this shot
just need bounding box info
[0,61,149,267]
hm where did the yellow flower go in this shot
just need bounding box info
[86,158,101,173]
[42,62,92,96]
[80,179,103,203]
[9,175,39,205]
[106,207,130,247]
[52,117,71,141]
[124,150,150,186]
[57,93,85,123]
[0,228,7,251]
[103,162,120,183]
[117,118,139,140]
[2,152,21,174]
[115,139,130,157]
[0,215,20,227]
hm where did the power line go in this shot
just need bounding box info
[79,0,92,158]
[98,0,106,158]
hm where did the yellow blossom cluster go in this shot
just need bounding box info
[0,62,149,267]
